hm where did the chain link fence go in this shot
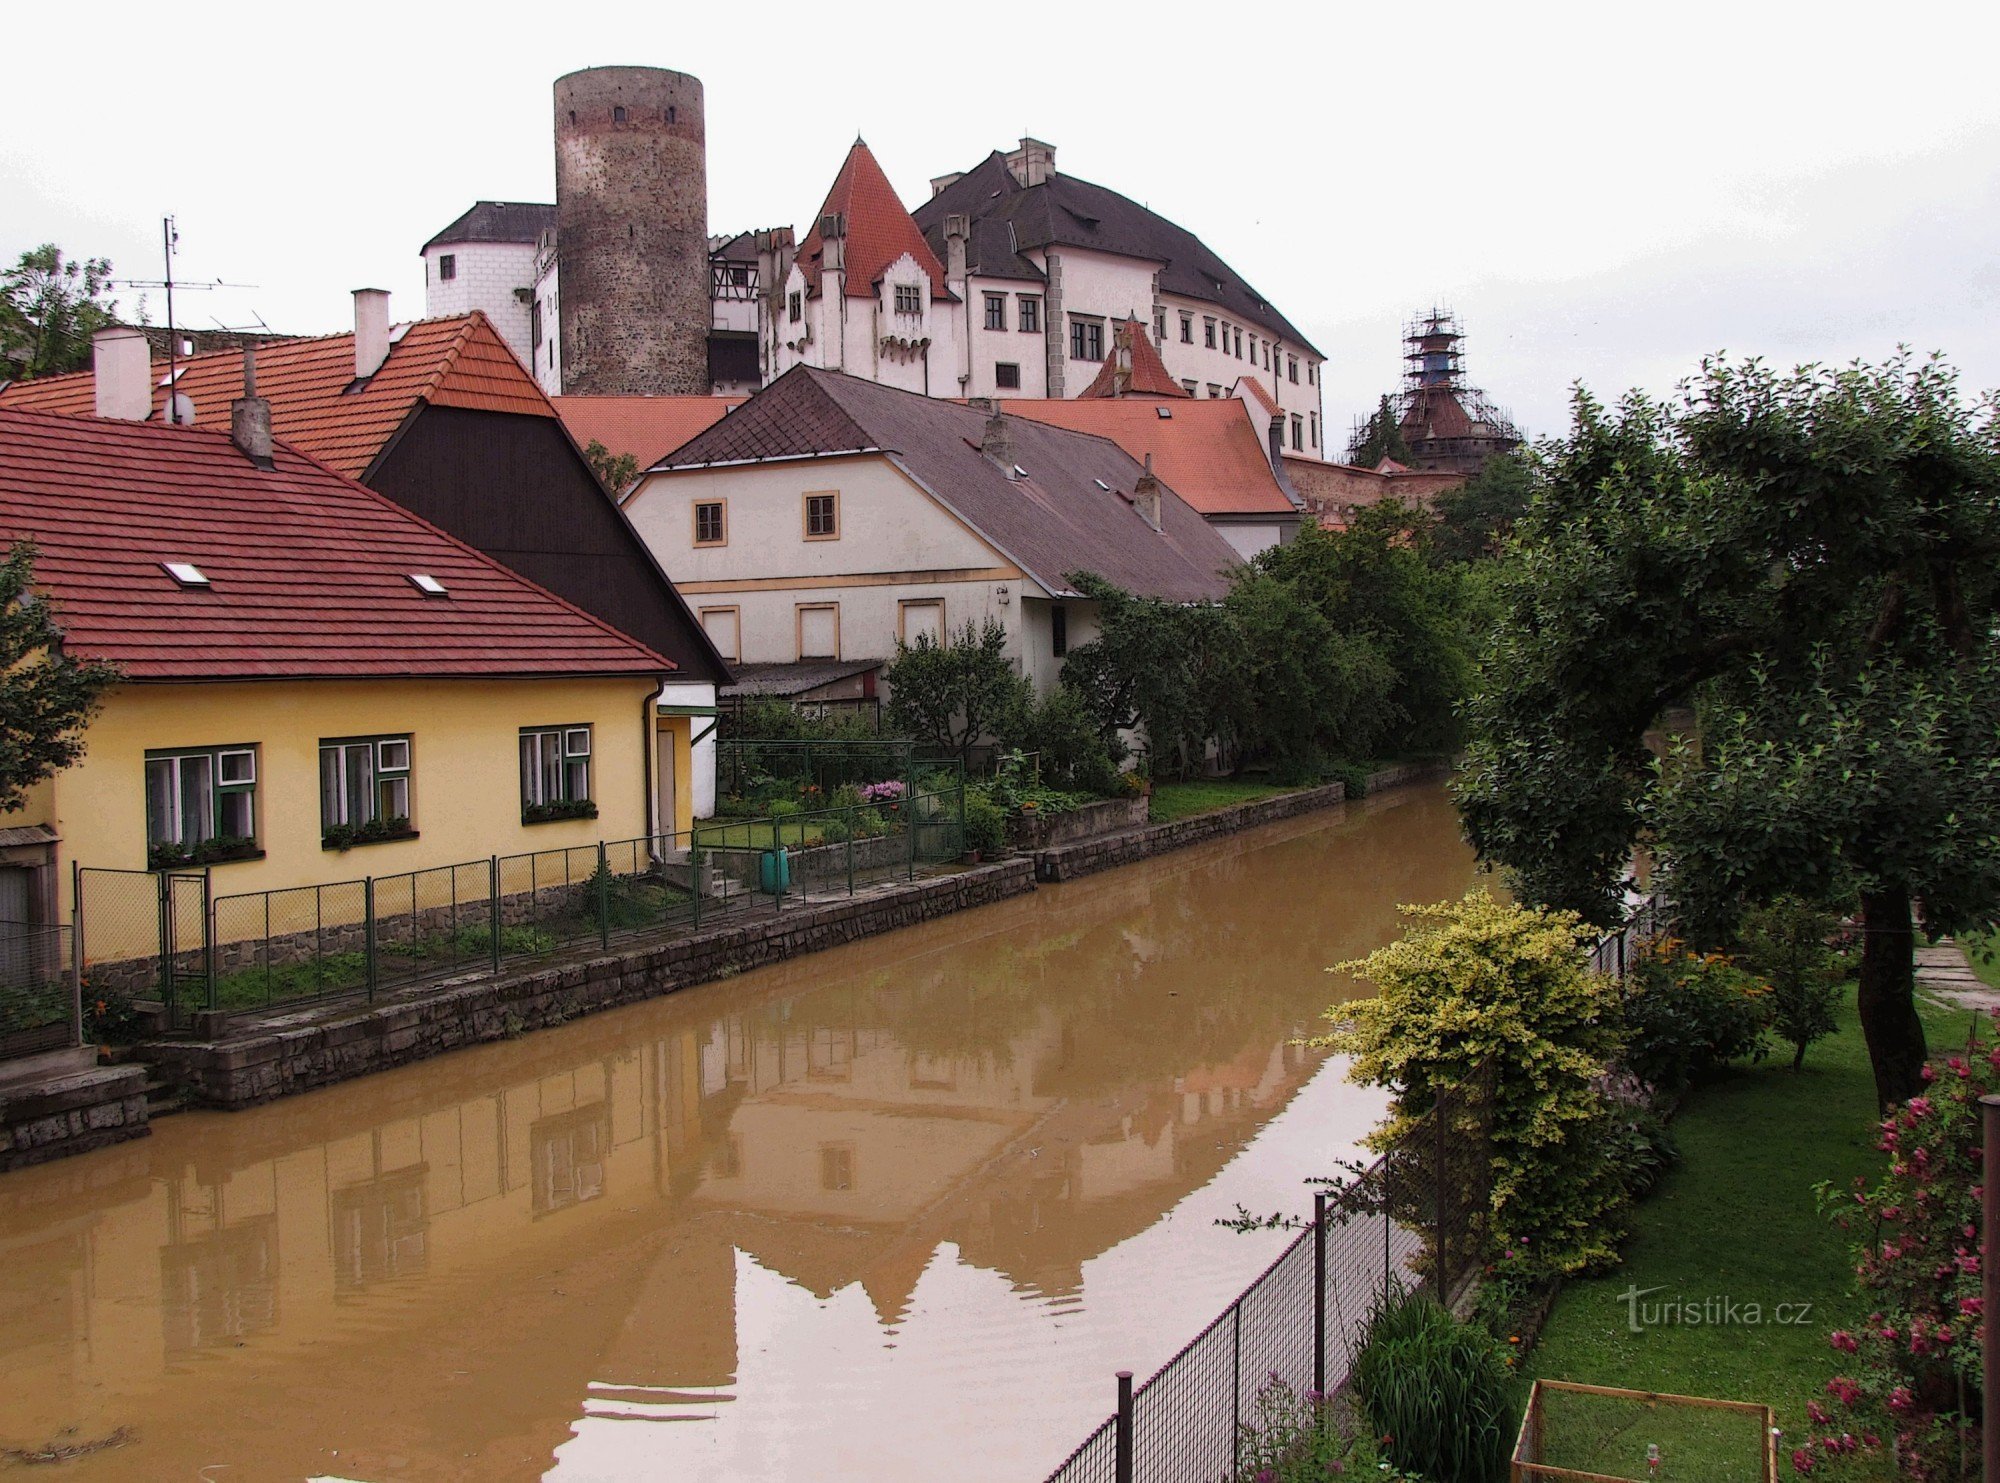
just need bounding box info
[1045,1065,1495,1483]
[0,920,75,1061]
[74,787,966,1029]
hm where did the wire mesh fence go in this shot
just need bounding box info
[75,788,968,1028]
[0,920,74,1061]
[1512,1380,1778,1481]
[1589,893,1668,981]
[1045,1066,1495,1483]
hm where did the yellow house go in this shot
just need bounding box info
[0,403,682,943]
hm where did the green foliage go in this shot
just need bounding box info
[1352,1285,1516,1483]
[962,788,1007,856]
[580,438,641,493]
[997,685,1120,794]
[1347,392,1413,468]
[1736,898,1849,1071]
[719,698,889,744]
[321,815,413,851]
[1231,1375,1417,1482]
[213,950,368,1008]
[1,244,123,380]
[0,543,118,813]
[147,834,257,871]
[1430,449,1535,564]
[885,618,1028,761]
[1324,892,1630,1276]
[522,798,598,824]
[1621,940,1771,1093]
[1455,352,2000,1102]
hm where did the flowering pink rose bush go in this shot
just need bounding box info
[1801,1013,1994,1478]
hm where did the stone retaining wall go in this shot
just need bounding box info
[1007,795,1150,851]
[1031,762,1455,884]
[0,1063,149,1171]
[142,859,1036,1110]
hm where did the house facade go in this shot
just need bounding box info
[623,368,1238,700]
[0,301,731,820]
[0,405,677,931]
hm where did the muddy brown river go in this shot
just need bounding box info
[0,784,1480,1482]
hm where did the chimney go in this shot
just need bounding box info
[981,409,1014,471]
[92,327,151,420]
[1133,453,1162,532]
[930,172,964,198]
[819,213,845,275]
[1110,321,1135,396]
[944,213,969,284]
[353,288,391,380]
[1005,137,1057,188]
[231,346,275,470]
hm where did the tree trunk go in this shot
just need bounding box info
[1855,886,1928,1108]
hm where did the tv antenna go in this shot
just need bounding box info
[114,217,259,423]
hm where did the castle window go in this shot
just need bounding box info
[1154,307,1166,343]
[1069,317,1103,362]
[894,283,923,315]
[788,290,802,324]
[1234,328,1243,359]
[1310,412,1319,447]
[1291,414,1304,451]
[438,254,456,282]
[666,105,676,123]
[1018,295,1041,333]
[1203,317,1216,349]
[995,362,1021,389]
[1308,364,1316,385]
[1207,383,1222,399]
[1181,379,1197,396]
[1288,355,1299,384]
[1180,312,1193,344]
[984,294,1006,331]
[612,105,627,123]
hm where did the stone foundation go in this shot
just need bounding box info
[0,1062,149,1171]
[141,859,1036,1110]
[1007,795,1150,851]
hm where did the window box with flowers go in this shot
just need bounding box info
[320,735,416,850]
[145,745,265,870]
[521,725,593,824]
[523,798,599,825]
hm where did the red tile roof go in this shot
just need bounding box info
[554,395,745,474]
[0,314,553,481]
[1078,320,1191,400]
[998,397,1296,516]
[797,139,957,302]
[1233,376,1281,418]
[0,406,671,681]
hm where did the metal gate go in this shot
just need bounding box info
[78,866,212,1031]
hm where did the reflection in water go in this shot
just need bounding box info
[0,785,1479,1482]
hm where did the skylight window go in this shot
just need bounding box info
[161,561,210,588]
[1012,465,1028,480]
[1093,478,1111,491]
[1156,407,1173,419]
[408,573,449,597]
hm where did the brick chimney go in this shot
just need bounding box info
[819,213,846,276]
[1133,453,1162,532]
[1109,321,1135,397]
[981,408,1015,472]
[353,288,391,380]
[231,345,275,470]
[944,214,969,284]
[1006,137,1057,188]
[92,327,151,420]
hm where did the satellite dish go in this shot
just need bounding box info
[162,393,196,425]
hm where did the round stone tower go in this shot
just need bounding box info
[554,66,709,395]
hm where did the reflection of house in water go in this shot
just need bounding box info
[332,1166,429,1293]
[158,1172,280,1352]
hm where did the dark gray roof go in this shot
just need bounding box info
[423,201,556,253]
[658,367,1238,603]
[914,153,1320,356]
[725,659,884,697]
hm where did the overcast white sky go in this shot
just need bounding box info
[7,0,1996,442]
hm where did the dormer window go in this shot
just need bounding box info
[162,561,210,588]
[893,284,923,315]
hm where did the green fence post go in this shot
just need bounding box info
[364,876,377,1001]
[489,855,502,974]
[958,783,967,858]
[691,831,702,932]
[68,861,83,1050]
[597,841,611,950]
[847,813,855,897]
[155,869,172,1024]
[203,869,216,1013]
[908,795,918,880]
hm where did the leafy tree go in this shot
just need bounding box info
[997,684,1120,793]
[1255,506,1472,755]
[1,245,122,380]
[1346,393,1413,468]
[1458,354,2000,1106]
[884,618,1028,760]
[1735,897,1847,1072]
[1429,449,1534,564]
[581,439,641,493]
[0,543,118,808]
[1221,569,1395,779]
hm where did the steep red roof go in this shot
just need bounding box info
[1233,376,1281,418]
[0,314,553,481]
[0,407,670,681]
[1078,320,1191,400]
[797,139,956,301]
[999,397,1295,516]
[554,395,745,474]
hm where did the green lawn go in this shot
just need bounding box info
[1957,928,2000,989]
[1526,995,1960,1471]
[1147,778,1298,823]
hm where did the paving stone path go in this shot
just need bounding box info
[1915,937,2000,1015]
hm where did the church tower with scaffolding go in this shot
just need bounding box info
[1349,309,1521,475]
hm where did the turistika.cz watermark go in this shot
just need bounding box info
[1620,1285,1815,1334]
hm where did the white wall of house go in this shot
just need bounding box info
[530,258,562,395]
[423,242,538,362]
[1213,521,1286,562]
[961,278,1048,400]
[658,679,719,819]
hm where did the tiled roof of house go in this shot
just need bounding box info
[423,201,556,252]
[1079,320,1192,400]
[0,314,553,481]
[997,397,1296,517]
[555,394,745,475]
[656,367,1239,602]
[0,406,671,681]
[797,139,957,302]
[916,151,1321,355]
[1234,376,1281,418]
